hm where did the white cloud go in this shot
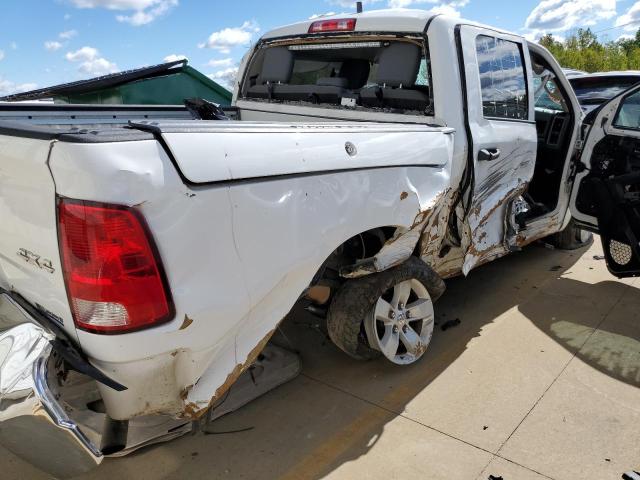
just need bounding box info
[525,0,616,33]
[79,57,118,75]
[65,46,99,62]
[617,33,635,41]
[206,58,233,67]
[0,50,4,61]
[116,0,177,25]
[59,29,78,39]
[328,0,469,9]
[69,0,158,9]
[0,77,37,96]
[328,0,382,7]
[377,0,468,17]
[164,53,187,62]
[208,66,239,89]
[65,46,117,76]
[199,21,260,53]
[423,3,464,17]
[327,0,468,16]
[616,1,640,32]
[44,30,77,53]
[45,41,63,51]
[69,0,177,26]
[10,42,17,50]
[64,13,72,20]
[310,12,336,19]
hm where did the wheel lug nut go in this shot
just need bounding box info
[390,311,395,319]
[402,325,408,333]
[406,311,411,318]
[398,303,404,309]
[392,326,399,334]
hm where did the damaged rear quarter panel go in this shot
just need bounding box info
[49,127,454,420]
[180,163,453,418]
[226,164,451,408]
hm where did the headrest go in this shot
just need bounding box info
[376,43,422,88]
[339,59,371,89]
[316,77,349,88]
[261,47,294,84]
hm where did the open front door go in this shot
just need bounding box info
[570,84,640,277]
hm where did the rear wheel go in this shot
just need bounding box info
[363,278,435,365]
[326,257,445,364]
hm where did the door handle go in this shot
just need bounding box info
[478,148,501,161]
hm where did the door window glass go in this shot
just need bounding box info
[476,35,528,120]
[533,77,567,112]
[613,90,640,130]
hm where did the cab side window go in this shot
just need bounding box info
[476,35,528,120]
[613,90,640,130]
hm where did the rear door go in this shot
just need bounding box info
[570,84,640,277]
[457,26,537,274]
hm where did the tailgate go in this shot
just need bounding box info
[130,121,454,184]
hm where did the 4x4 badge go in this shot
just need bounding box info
[17,248,55,274]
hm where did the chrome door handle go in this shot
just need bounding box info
[478,148,501,161]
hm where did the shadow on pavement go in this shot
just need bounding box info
[11,242,637,480]
[86,243,595,480]
[520,277,640,388]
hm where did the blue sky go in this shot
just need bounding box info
[1,0,640,95]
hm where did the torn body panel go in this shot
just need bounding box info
[181,329,275,418]
[340,188,458,280]
[462,143,537,275]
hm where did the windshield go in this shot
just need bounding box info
[241,38,433,115]
[569,76,640,112]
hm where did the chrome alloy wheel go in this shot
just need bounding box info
[363,279,435,365]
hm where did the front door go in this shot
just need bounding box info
[457,26,538,274]
[570,84,640,277]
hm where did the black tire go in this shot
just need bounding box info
[549,219,593,250]
[326,256,446,361]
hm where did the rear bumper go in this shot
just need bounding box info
[0,293,102,478]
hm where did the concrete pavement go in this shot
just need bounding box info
[3,238,639,479]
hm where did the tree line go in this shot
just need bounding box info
[538,28,640,72]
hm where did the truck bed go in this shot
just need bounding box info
[0,103,455,421]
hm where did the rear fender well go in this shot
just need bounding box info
[339,188,455,279]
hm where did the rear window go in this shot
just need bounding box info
[241,39,433,115]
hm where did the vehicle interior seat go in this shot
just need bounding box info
[246,47,294,99]
[360,43,429,111]
[306,59,371,103]
[247,49,374,104]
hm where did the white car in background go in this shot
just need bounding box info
[568,71,640,113]
[562,67,587,77]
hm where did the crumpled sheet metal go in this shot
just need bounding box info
[340,189,451,279]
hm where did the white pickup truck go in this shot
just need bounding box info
[2,9,640,478]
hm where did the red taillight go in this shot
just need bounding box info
[308,18,356,33]
[58,199,174,334]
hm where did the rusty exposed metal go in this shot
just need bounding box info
[180,329,276,419]
[179,314,194,330]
